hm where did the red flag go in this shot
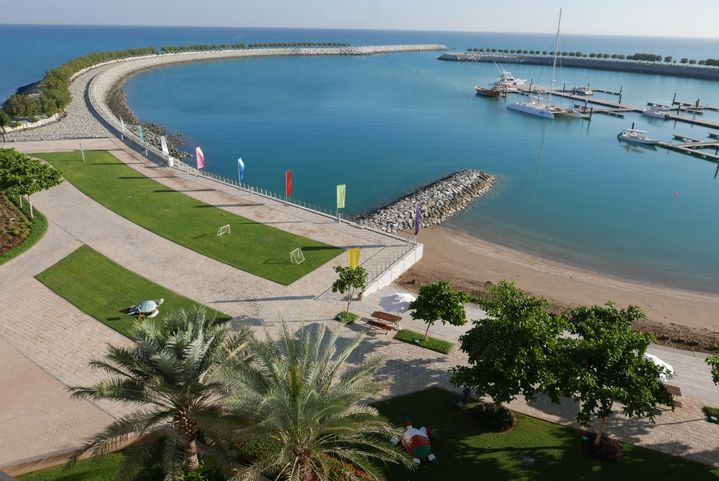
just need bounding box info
[285,170,293,197]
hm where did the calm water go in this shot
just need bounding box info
[4,25,719,292]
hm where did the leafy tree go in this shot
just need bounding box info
[706,349,719,385]
[409,280,468,340]
[222,323,412,481]
[680,58,689,64]
[0,110,9,141]
[451,281,567,407]
[561,303,673,444]
[68,307,251,478]
[664,56,673,63]
[0,148,62,218]
[331,265,367,314]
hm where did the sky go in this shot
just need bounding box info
[3,0,719,38]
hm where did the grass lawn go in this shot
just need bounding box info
[36,245,230,337]
[32,150,343,285]
[18,454,124,481]
[394,329,454,354]
[375,387,719,481]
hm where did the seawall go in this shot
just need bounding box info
[439,53,719,81]
[356,169,496,233]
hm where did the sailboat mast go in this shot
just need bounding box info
[551,9,562,96]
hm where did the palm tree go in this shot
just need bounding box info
[69,307,251,479]
[221,323,413,481]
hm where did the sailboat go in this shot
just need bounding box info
[507,9,578,119]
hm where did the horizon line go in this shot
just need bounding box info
[1,22,718,41]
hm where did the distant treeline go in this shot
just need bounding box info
[0,41,351,127]
[466,48,719,67]
[160,42,349,53]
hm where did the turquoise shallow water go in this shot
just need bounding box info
[2,25,719,292]
[125,52,719,292]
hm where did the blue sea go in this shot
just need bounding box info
[3,24,719,292]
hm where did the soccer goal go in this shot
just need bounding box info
[290,248,305,265]
[217,224,231,237]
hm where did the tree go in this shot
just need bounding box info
[222,323,412,481]
[0,149,62,218]
[68,307,251,478]
[664,56,673,63]
[706,349,719,385]
[561,303,673,445]
[451,281,568,408]
[331,265,367,314]
[0,110,9,141]
[409,280,468,340]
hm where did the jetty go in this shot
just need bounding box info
[438,52,719,81]
[656,133,719,163]
[355,170,496,233]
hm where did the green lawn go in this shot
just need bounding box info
[32,150,343,285]
[36,245,230,337]
[394,329,454,354]
[18,454,124,481]
[374,387,719,481]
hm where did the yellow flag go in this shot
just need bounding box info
[336,184,346,210]
[348,248,360,268]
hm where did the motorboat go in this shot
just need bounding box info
[643,107,669,119]
[573,84,593,96]
[494,70,526,88]
[617,128,659,145]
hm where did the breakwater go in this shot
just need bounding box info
[439,53,719,81]
[356,170,496,233]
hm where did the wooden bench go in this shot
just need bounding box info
[664,384,682,408]
[366,319,394,335]
[371,311,402,327]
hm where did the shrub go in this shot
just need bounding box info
[473,403,516,432]
[394,329,453,354]
[702,406,719,422]
[335,311,359,324]
[581,431,624,463]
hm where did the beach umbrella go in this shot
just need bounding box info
[379,293,416,313]
[644,353,676,382]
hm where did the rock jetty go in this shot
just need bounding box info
[356,170,496,233]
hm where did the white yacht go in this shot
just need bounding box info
[507,9,579,119]
[507,97,555,119]
[643,107,669,119]
[617,128,659,145]
[494,70,526,89]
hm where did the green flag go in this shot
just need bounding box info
[336,184,346,209]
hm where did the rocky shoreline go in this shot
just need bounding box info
[356,169,496,233]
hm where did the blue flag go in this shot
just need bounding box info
[238,158,245,182]
[414,204,422,235]
[138,125,145,145]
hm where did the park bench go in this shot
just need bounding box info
[664,384,682,408]
[371,311,402,327]
[366,319,394,335]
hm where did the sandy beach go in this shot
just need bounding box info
[400,226,719,347]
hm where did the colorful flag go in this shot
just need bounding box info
[414,204,422,235]
[285,170,293,197]
[196,147,205,170]
[238,158,245,182]
[160,136,169,157]
[138,125,145,145]
[336,184,346,210]
[348,248,360,268]
[120,117,125,135]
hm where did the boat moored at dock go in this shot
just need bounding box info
[617,127,659,145]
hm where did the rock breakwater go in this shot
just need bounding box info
[356,169,496,233]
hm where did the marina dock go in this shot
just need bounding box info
[656,133,719,163]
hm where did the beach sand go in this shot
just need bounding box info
[399,226,719,349]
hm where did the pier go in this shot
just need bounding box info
[656,133,719,163]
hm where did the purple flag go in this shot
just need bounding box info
[414,204,422,235]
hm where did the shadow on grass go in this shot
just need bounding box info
[154,188,216,193]
[194,203,265,208]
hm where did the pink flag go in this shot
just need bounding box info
[195,147,205,170]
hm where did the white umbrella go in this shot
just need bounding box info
[379,293,416,313]
[644,353,676,382]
